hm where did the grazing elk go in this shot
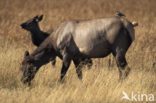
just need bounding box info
[20,15,93,68]
[20,14,138,85]
[20,15,56,66]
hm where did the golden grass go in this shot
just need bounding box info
[0,0,156,103]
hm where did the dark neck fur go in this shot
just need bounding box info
[29,25,48,46]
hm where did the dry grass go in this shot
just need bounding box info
[0,0,156,103]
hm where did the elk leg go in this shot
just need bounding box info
[112,29,132,80]
[60,54,71,82]
[112,48,130,80]
[86,58,93,69]
[73,59,83,79]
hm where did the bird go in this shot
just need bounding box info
[115,11,126,17]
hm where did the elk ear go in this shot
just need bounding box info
[24,50,29,58]
[38,15,43,22]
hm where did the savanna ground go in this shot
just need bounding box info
[0,0,156,103]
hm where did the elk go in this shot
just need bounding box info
[20,15,93,68]
[20,14,138,85]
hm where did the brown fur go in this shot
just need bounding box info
[20,15,138,85]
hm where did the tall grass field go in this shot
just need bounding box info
[0,0,156,103]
